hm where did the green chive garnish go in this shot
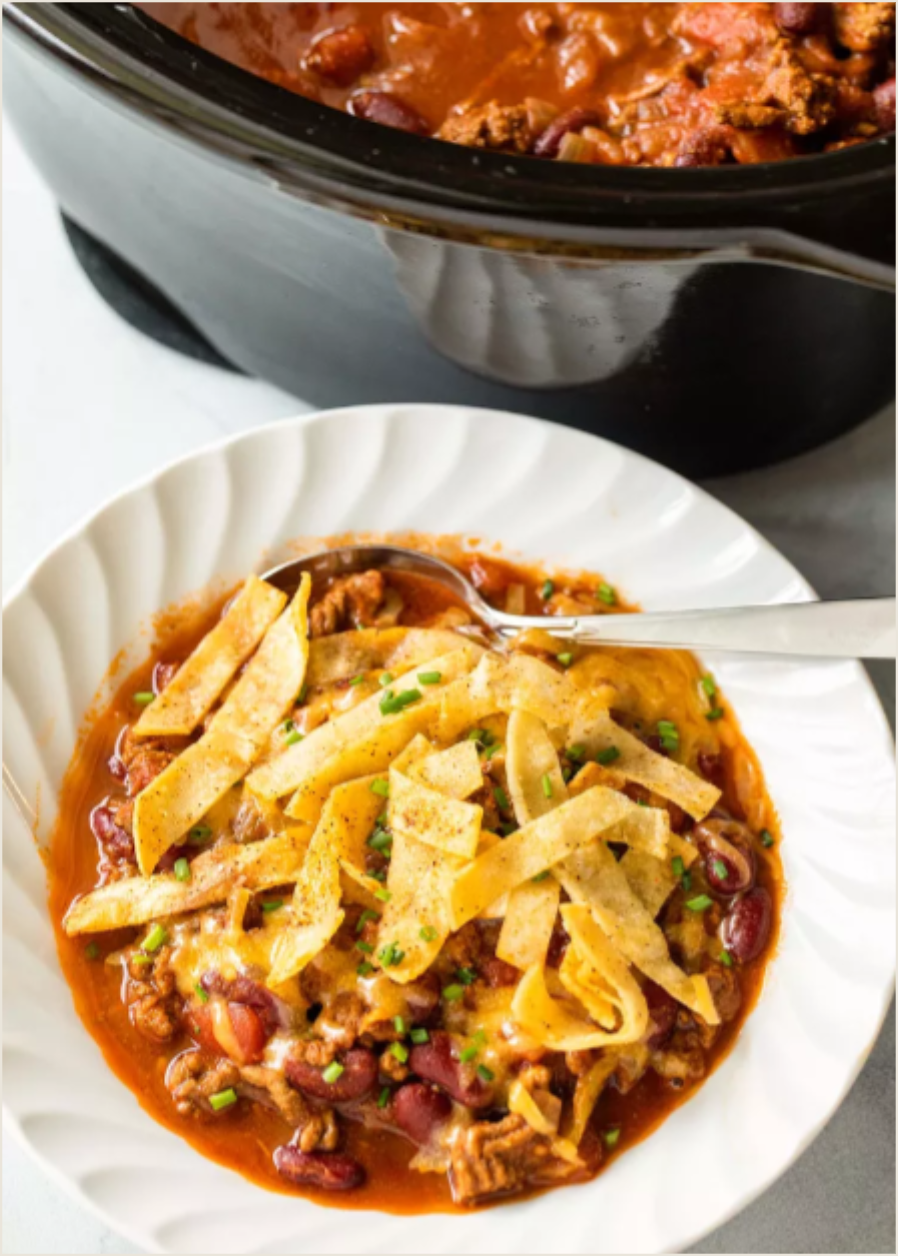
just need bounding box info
[596,746,621,766]
[476,1064,494,1082]
[419,925,438,943]
[457,967,477,986]
[133,691,155,706]
[357,961,374,977]
[194,982,209,1003]
[671,855,686,879]
[357,940,374,954]
[541,773,553,799]
[760,829,775,848]
[686,894,713,913]
[173,857,191,883]
[374,888,392,903]
[484,742,503,759]
[188,824,212,844]
[532,871,551,884]
[285,729,303,745]
[322,1062,345,1084]
[389,1042,409,1064]
[380,689,422,715]
[379,672,394,687]
[682,870,693,892]
[719,950,734,967]
[131,953,154,966]
[597,583,616,606]
[262,898,283,913]
[556,652,573,667]
[410,1027,429,1044]
[368,828,393,853]
[418,671,442,685]
[349,674,365,687]
[701,675,717,697]
[657,720,680,754]
[377,1086,391,1108]
[712,859,729,881]
[705,708,724,721]
[84,941,100,960]
[209,1088,238,1112]
[442,983,464,1002]
[467,728,488,744]
[143,924,167,952]
[541,579,554,601]
[459,1044,479,1063]
[370,779,390,798]
[296,683,309,705]
[566,744,586,763]
[500,822,518,837]
[393,1015,406,1035]
[356,909,379,933]
[493,786,510,811]
[603,1128,621,1148]
[378,941,404,967]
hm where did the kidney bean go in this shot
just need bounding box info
[695,819,757,897]
[200,971,290,1035]
[697,751,726,790]
[273,1145,365,1191]
[392,1082,453,1144]
[186,999,267,1064]
[774,3,818,35]
[409,1031,493,1109]
[533,107,602,158]
[156,842,193,874]
[305,26,374,86]
[349,91,430,135]
[90,802,135,861]
[285,1046,378,1103]
[481,956,520,988]
[874,78,896,133]
[720,887,772,963]
[643,981,678,1049]
[153,660,180,694]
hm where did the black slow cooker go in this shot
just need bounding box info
[5,2,895,476]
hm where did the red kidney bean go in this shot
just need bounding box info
[153,660,180,693]
[697,751,727,790]
[409,1031,493,1109]
[200,971,290,1035]
[273,1145,365,1191]
[349,91,430,135]
[186,999,267,1064]
[695,819,757,897]
[643,981,678,1049]
[285,1046,378,1103]
[774,3,818,35]
[721,887,772,963]
[480,956,520,988]
[533,107,602,158]
[156,842,193,874]
[305,26,374,86]
[90,802,135,861]
[392,1082,453,1144]
[874,78,896,133]
[405,974,441,1024]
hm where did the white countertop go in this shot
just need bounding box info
[3,117,894,1255]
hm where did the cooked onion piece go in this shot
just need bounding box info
[133,577,311,874]
[133,576,287,738]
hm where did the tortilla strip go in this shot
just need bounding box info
[247,647,478,807]
[619,849,678,918]
[556,839,719,1023]
[559,903,648,1038]
[306,626,476,688]
[409,740,483,800]
[375,829,463,983]
[389,769,483,860]
[512,963,640,1052]
[568,708,720,820]
[498,709,567,970]
[306,775,387,901]
[438,652,575,743]
[134,576,286,737]
[133,577,311,873]
[603,805,671,860]
[450,786,638,931]
[63,830,309,934]
[565,1055,619,1147]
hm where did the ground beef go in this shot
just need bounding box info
[166,1049,241,1116]
[379,1045,410,1082]
[116,726,178,797]
[438,102,533,152]
[651,1027,707,1087]
[289,1036,340,1069]
[239,1064,310,1125]
[309,571,390,638]
[125,946,181,1042]
[295,1108,340,1153]
[833,3,896,52]
[450,1113,582,1206]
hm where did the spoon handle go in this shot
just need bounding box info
[493,598,896,659]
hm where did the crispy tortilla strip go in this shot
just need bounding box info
[508,1079,562,1137]
[63,830,309,934]
[670,832,699,868]
[568,708,720,820]
[620,849,678,918]
[389,769,483,859]
[512,963,637,1051]
[564,1055,619,1147]
[604,805,670,860]
[392,733,436,774]
[303,775,387,901]
[133,578,311,873]
[267,795,346,986]
[134,576,286,737]
[248,647,478,808]
[438,652,575,743]
[556,840,719,1024]
[375,830,463,984]
[409,740,483,800]
[450,786,637,931]
[306,627,476,688]
[498,709,566,970]
[559,903,648,1038]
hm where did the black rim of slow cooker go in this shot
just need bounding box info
[10,1,897,236]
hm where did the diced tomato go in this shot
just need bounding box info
[186,999,266,1065]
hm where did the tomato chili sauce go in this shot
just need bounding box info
[138,3,896,167]
[48,549,783,1212]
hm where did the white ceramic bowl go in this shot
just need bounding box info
[4,404,895,1255]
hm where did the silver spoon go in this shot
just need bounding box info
[263,544,896,660]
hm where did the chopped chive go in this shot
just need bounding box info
[476,1064,494,1082]
[603,1128,621,1149]
[133,691,155,706]
[531,871,551,884]
[541,579,555,601]
[143,924,167,952]
[541,773,553,799]
[760,829,775,848]
[686,894,713,913]
[356,940,374,954]
[357,961,374,977]
[566,744,586,763]
[719,950,734,968]
[84,941,100,960]
[556,652,573,667]
[442,983,464,1002]
[389,1042,409,1064]
[194,982,209,1003]
[282,717,295,733]
[393,1015,406,1035]
[484,742,503,760]
[296,683,309,705]
[656,719,680,754]
[173,857,191,883]
[188,824,212,844]
[467,728,488,743]
[493,786,510,811]
[262,898,284,913]
[597,583,616,606]
[419,925,438,943]
[380,688,422,715]
[459,1044,479,1063]
[131,953,154,966]
[596,746,621,766]
[374,888,392,903]
[370,869,387,882]
[671,855,686,879]
[209,1087,238,1112]
[457,967,477,986]
[349,674,366,687]
[378,941,404,967]
[418,671,442,685]
[377,1085,391,1109]
[705,708,725,722]
[285,729,303,745]
[368,828,393,853]
[700,675,717,698]
[370,778,390,798]
[356,909,380,933]
[711,859,729,881]
[562,765,573,783]
[636,798,648,807]
[379,672,394,687]
[480,729,496,746]
[500,822,518,837]
[471,1029,487,1047]
[681,870,693,892]
[410,1027,429,1044]
[322,1061,345,1085]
